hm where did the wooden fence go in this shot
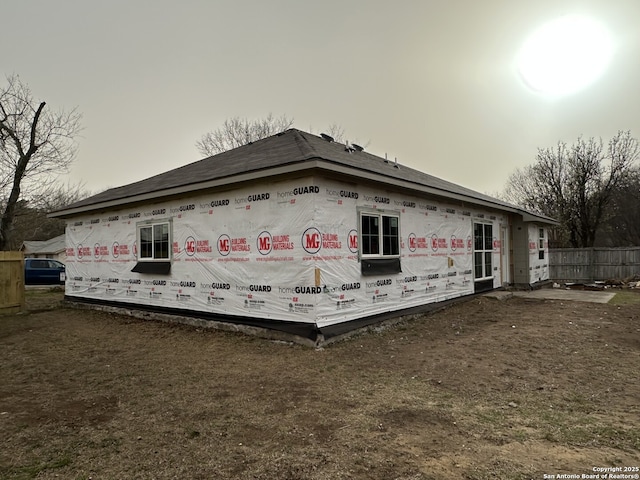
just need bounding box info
[549,247,640,283]
[0,251,25,315]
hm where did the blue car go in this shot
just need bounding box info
[24,258,66,285]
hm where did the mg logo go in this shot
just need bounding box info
[94,243,101,258]
[408,233,416,252]
[257,231,272,255]
[217,234,230,256]
[185,236,196,256]
[112,242,120,258]
[348,229,358,253]
[302,227,321,254]
[451,235,458,251]
[431,234,439,252]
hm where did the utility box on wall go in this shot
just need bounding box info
[0,251,25,315]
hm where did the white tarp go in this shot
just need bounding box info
[64,176,505,329]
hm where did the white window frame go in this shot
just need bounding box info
[136,218,172,262]
[473,221,494,281]
[538,227,545,260]
[358,209,401,260]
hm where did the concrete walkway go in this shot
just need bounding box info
[484,288,616,304]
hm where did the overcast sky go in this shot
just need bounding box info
[4,0,639,197]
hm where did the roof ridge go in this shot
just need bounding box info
[288,129,317,159]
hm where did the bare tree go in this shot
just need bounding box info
[325,123,346,144]
[196,114,294,156]
[5,181,89,249]
[598,165,640,246]
[0,74,82,250]
[503,131,639,247]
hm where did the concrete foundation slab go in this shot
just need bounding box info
[485,289,616,304]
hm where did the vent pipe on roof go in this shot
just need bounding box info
[384,153,389,163]
[394,157,399,169]
[344,139,362,153]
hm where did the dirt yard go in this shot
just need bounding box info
[1,288,639,479]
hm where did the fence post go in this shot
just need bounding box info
[0,251,25,315]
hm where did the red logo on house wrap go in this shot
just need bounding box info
[217,234,230,256]
[348,229,358,253]
[321,233,341,249]
[94,243,108,258]
[408,233,417,252]
[302,227,322,254]
[111,242,125,257]
[231,237,250,252]
[185,236,196,256]
[77,245,91,259]
[450,236,464,251]
[257,231,272,255]
[430,235,448,252]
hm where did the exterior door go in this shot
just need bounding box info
[473,222,494,292]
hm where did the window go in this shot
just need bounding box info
[139,223,170,260]
[538,228,545,260]
[132,219,172,274]
[359,210,401,276]
[360,212,399,257]
[361,215,380,256]
[473,222,493,280]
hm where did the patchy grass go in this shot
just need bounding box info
[0,291,638,479]
[0,454,72,480]
[609,289,640,305]
[23,286,65,311]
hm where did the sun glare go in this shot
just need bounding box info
[517,15,613,96]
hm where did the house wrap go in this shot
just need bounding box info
[50,129,555,342]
